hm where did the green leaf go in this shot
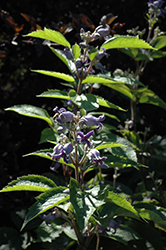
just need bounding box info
[135,202,166,232]
[32,70,75,83]
[0,175,56,193]
[97,96,126,111]
[82,75,116,84]
[96,142,126,150]
[24,27,71,48]
[50,47,76,74]
[112,75,145,86]
[88,111,120,122]
[102,35,156,50]
[134,87,166,110]
[69,178,105,231]
[39,128,59,144]
[152,35,166,50]
[88,47,98,61]
[72,43,81,59]
[21,187,69,230]
[37,89,70,100]
[24,149,75,169]
[35,220,63,243]
[5,105,53,126]
[68,90,99,111]
[106,191,139,219]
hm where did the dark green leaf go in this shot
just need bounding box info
[21,187,69,230]
[69,178,105,231]
[39,128,59,144]
[5,105,53,126]
[97,96,126,111]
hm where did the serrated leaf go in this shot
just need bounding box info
[102,35,156,50]
[72,43,81,59]
[5,105,53,126]
[21,187,69,230]
[32,70,75,83]
[68,90,99,111]
[96,142,126,150]
[50,47,76,74]
[106,191,139,218]
[0,175,56,193]
[152,35,166,50]
[37,89,70,100]
[82,75,116,84]
[24,27,71,48]
[112,75,145,86]
[69,178,105,231]
[97,96,126,111]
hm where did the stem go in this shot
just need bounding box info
[95,235,100,250]
[77,78,83,95]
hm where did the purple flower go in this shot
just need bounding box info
[107,219,121,234]
[95,48,109,60]
[147,0,166,17]
[95,25,110,37]
[88,149,109,168]
[53,107,74,132]
[76,130,94,147]
[42,207,61,226]
[50,162,61,172]
[62,47,74,60]
[83,114,105,130]
[94,62,106,73]
[48,143,73,163]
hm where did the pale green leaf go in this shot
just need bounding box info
[5,105,53,126]
[0,175,56,193]
[102,35,156,50]
[24,27,71,48]
[32,70,75,83]
[72,43,81,59]
[96,142,126,150]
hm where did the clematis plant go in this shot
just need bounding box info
[1,2,166,249]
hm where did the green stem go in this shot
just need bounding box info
[95,235,100,250]
[77,78,83,95]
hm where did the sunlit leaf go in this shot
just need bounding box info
[31,70,75,83]
[5,105,53,126]
[37,89,70,100]
[97,96,126,111]
[102,36,156,50]
[0,175,56,193]
[24,27,71,48]
[72,43,81,59]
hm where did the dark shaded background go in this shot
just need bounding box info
[0,0,166,234]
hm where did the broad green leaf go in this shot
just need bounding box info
[150,50,166,59]
[21,187,69,230]
[134,87,166,110]
[102,35,156,50]
[50,47,76,74]
[0,175,56,193]
[37,89,70,100]
[96,142,126,150]
[39,128,59,144]
[107,224,141,245]
[69,178,105,231]
[31,70,75,83]
[97,96,126,111]
[88,47,98,61]
[106,191,139,219]
[24,149,75,169]
[88,111,120,122]
[24,27,71,48]
[68,90,99,111]
[72,43,81,59]
[135,202,166,232]
[152,35,166,50]
[35,220,63,242]
[5,105,53,126]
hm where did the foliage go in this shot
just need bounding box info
[1,1,166,249]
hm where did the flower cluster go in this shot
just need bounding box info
[147,0,166,17]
